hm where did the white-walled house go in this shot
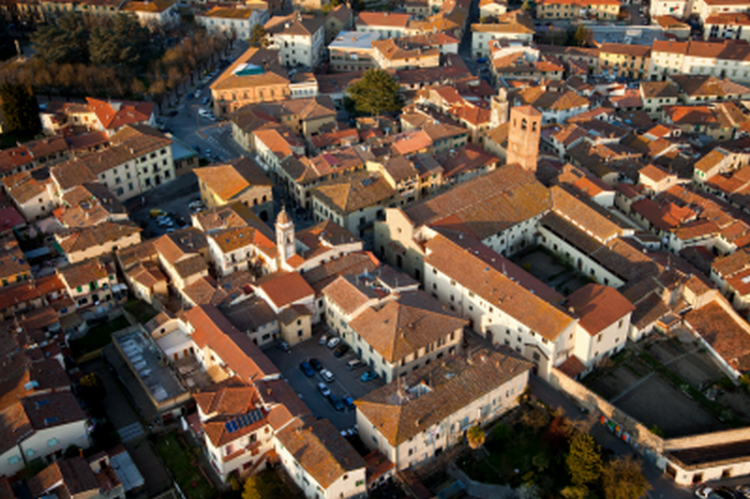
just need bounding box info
[196,6,269,40]
[0,392,89,478]
[356,348,532,471]
[565,284,635,377]
[274,416,367,499]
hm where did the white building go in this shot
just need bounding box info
[357,348,532,470]
[196,6,269,40]
[265,13,326,69]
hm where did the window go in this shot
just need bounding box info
[47,438,59,447]
[8,456,20,465]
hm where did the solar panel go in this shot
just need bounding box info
[225,420,239,434]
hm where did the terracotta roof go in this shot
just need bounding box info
[356,11,410,28]
[265,13,325,37]
[201,5,259,19]
[406,164,550,240]
[556,355,586,378]
[322,274,382,315]
[670,75,750,99]
[121,0,174,13]
[275,417,366,488]
[211,48,288,92]
[312,171,395,214]
[357,348,532,446]
[2,171,48,205]
[349,290,467,363]
[56,221,140,255]
[184,305,280,382]
[22,390,86,431]
[685,300,750,372]
[256,272,315,310]
[28,457,100,499]
[599,43,651,57]
[550,186,622,243]
[566,284,634,336]
[85,98,154,131]
[58,257,112,290]
[194,158,271,202]
[425,234,574,340]
[705,12,750,26]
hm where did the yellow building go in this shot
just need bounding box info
[599,43,651,79]
[536,0,621,21]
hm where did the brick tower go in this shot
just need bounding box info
[506,105,542,173]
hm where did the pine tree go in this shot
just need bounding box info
[346,69,403,116]
[566,433,603,486]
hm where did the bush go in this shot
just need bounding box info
[492,422,511,442]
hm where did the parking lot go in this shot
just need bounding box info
[263,329,385,431]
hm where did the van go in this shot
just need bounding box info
[346,359,364,371]
[150,209,167,218]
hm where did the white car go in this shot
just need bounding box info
[195,89,202,98]
[320,369,335,383]
[319,334,328,345]
[327,337,341,349]
[317,383,331,397]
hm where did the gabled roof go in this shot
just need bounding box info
[28,457,101,499]
[356,348,532,446]
[194,157,272,202]
[275,417,366,488]
[349,290,467,363]
[566,284,634,336]
[312,170,395,214]
[255,272,315,310]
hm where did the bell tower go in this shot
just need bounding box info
[506,105,542,173]
[275,206,296,263]
[490,88,509,128]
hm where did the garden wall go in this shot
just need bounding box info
[547,368,665,455]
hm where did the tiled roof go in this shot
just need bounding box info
[550,186,622,243]
[58,257,111,290]
[22,390,86,430]
[302,252,379,294]
[435,143,500,179]
[85,98,154,131]
[275,417,366,488]
[322,274,381,315]
[194,158,272,203]
[185,305,280,382]
[566,284,634,336]
[256,272,315,310]
[211,48,288,92]
[357,348,532,446]
[685,300,750,372]
[121,0,174,12]
[671,75,750,98]
[313,171,395,214]
[406,164,550,240]
[265,13,325,37]
[425,234,574,340]
[349,290,467,363]
[56,221,140,255]
[356,11,410,27]
[28,457,100,499]
[599,43,651,57]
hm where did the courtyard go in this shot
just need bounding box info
[511,248,591,296]
[584,334,749,438]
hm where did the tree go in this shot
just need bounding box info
[242,471,285,499]
[249,24,270,48]
[0,81,41,134]
[571,24,591,47]
[466,425,485,451]
[63,445,81,459]
[346,69,403,116]
[602,455,652,499]
[566,433,603,486]
[521,0,532,12]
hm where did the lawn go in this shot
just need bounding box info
[70,316,131,356]
[124,298,159,324]
[155,432,216,499]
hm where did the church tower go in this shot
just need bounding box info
[490,88,509,128]
[275,206,296,263]
[506,105,542,173]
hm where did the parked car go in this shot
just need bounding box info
[327,337,341,349]
[186,92,194,100]
[361,371,378,382]
[195,88,202,98]
[320,369,335,382]
[334,344,350,358]
[309,358,323,371]
[342,394,355,410]
[277,341,290,352]
[346,359,364,371]
[317,382,331,397]
[299,361,315,378]
[319,334,328,345]
[149,209,167,218]
[328,393,345,412]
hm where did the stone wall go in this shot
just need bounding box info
[547,367,665,455]
[664,426,750,452]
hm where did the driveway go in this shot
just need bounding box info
[263,329,385,431]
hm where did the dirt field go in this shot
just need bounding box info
[615,374,727,438]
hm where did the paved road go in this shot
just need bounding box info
[529,376,692,499]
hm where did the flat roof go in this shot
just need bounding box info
[668,439,750,468]
[114,329,188,403]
